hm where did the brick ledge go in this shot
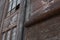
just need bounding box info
[24,2,60,27]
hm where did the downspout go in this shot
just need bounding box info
[21,0,27,40]
[16,0,27,40]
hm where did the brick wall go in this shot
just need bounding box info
[24,0,60,40]
[25,15,60,40]
[31,0,60,16]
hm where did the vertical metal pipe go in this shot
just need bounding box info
[16,0,27,40]
[21,0,27,40]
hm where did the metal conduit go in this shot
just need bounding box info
[20,0,27,40]
[16,0,27,40]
